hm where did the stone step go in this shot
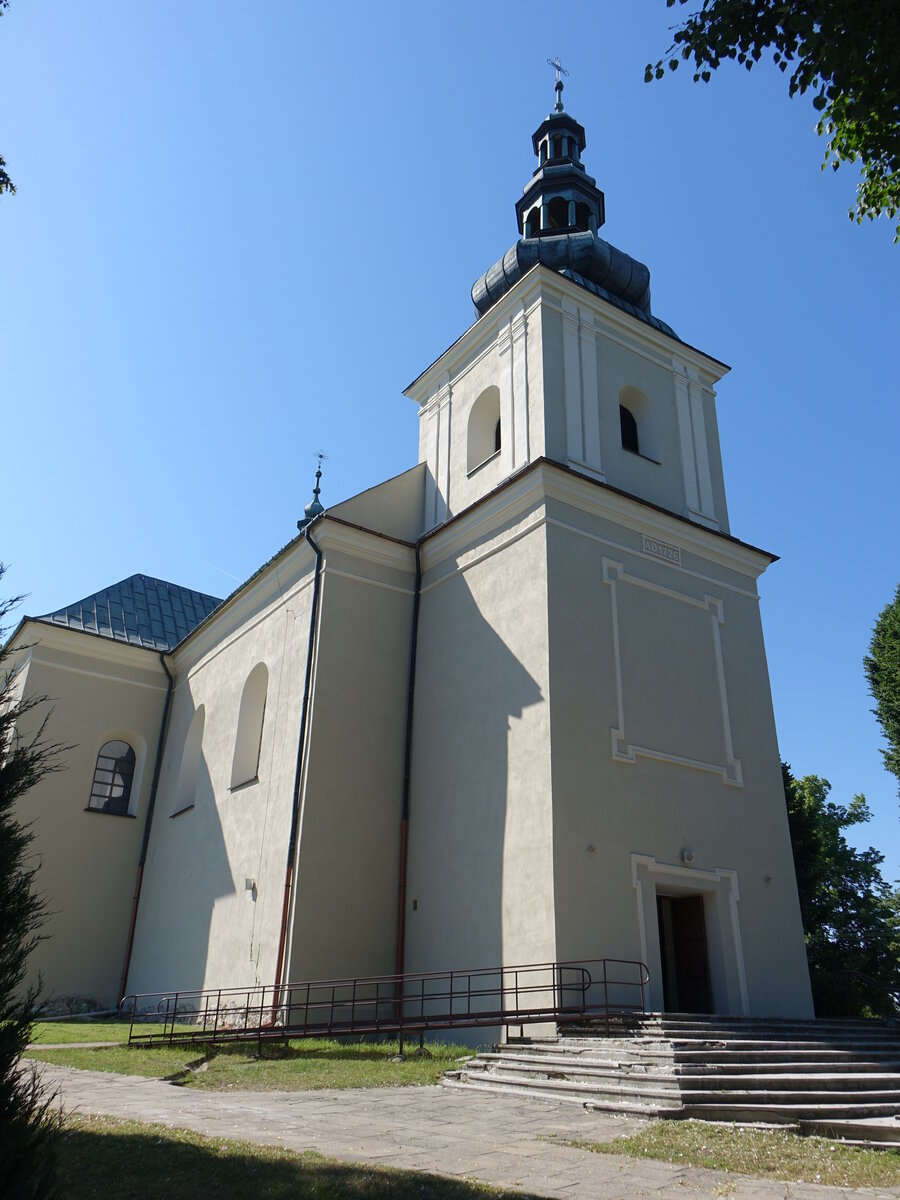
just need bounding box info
[799,1117,900,1147]
[442,1074,675,1115]
[469,1057,900,1103]
[675,1060,900,1076]
[444,1071,682,1110]
[674,1087,900,1106]
[462,1057,681,1093]
[478,1049,900,1088]
[473,1050,674,1074]
[679,1101,900,1123]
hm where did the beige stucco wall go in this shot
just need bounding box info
[127,542,318,999]
[10,625,167,1007]
[287,527,416,983]
[405,488,556,979]
[543,474,812,1017]
[410,269,730,539]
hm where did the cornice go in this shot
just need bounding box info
[15,619,168,675]
[316,518,416,574]
[406,264,729,405]
[421,458,774,580]
[540,462,773,578]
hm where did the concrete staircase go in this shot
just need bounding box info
[442,1014,900,1143]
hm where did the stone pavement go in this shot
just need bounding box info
[39,1065,900,1199]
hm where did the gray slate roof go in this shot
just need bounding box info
[36,574,222,652]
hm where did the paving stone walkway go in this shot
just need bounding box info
[40,1065,900,1199]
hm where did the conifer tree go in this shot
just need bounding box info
[0,569,62,1199]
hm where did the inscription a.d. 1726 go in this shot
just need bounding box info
[642,535,681,566]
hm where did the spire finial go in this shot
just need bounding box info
[547,56,569,113]
[298,450,328,529]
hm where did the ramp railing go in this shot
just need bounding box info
[123,957,649,1050]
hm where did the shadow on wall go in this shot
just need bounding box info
[407,566,545,984]
[130,746,236,1000]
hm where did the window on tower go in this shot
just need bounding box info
[547,197,568,230]
[620,404,640,455]
[467,386,502,473]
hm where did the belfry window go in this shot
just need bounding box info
[467,385,502,473]
[546,197,568,230]
[620,404,640,455]
[87,740,135,816]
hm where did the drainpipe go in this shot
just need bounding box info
[118,650,174,1004]
[395,542,422,979]
[272,521,323,1007]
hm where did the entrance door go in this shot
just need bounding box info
[657,894,713,1013]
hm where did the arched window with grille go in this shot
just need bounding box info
[87,740,136,816]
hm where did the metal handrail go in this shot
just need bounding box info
[122,957,649,1049]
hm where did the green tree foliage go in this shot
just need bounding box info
[782,763,900,1018]
[1,570,62,1199]
[864,583,900,795]
[646,1,900,240]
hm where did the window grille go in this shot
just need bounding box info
[88,740,135,815]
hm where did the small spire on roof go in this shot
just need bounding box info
[298,450,327,530]
[547,56,569,113]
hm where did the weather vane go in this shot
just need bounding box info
[299,450,328,529]
[547,57,569,112]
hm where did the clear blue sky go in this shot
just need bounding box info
[2,3,898,874]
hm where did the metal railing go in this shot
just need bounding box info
[123,957,649,1050]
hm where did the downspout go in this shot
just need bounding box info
[395,541,422,979]
[272,520,323,1007]
[118,650,174,1003]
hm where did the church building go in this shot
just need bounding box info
[9,81,814,1021]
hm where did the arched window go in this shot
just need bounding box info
[467,386,502,472]
[88,740,135,816]
[620,404,640,455]
[546,196,568,230]
[524,205,541,238]
[172,706,205,817]
[619,385,659,461]
[231,663,268,788]
[575,202,591,232]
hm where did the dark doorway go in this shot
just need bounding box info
[657,894,713,1013]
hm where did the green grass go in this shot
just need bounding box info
[25,1036,473,1090]
[29,1021,141,1044]
[58,1113,535,1198]
[571,1120,900,1189]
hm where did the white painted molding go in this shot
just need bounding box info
[316,520,416,574]
[27,651,169,692]
[630,852,750,1015]
[545,518,759,601]
[511,303,530,469]
[19,621,168,675]
[541,464,772,578]
[422,460,771,583]
[602,558,743,786]
[404,267,728,407]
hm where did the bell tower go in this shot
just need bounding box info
[408,78,730,538]
[516,60,605,240]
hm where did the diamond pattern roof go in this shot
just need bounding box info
[36,574,223,652]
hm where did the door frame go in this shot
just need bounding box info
[631,853,750,1016]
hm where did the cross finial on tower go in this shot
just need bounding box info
[298,450,328,529]
[547,56,569,112]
